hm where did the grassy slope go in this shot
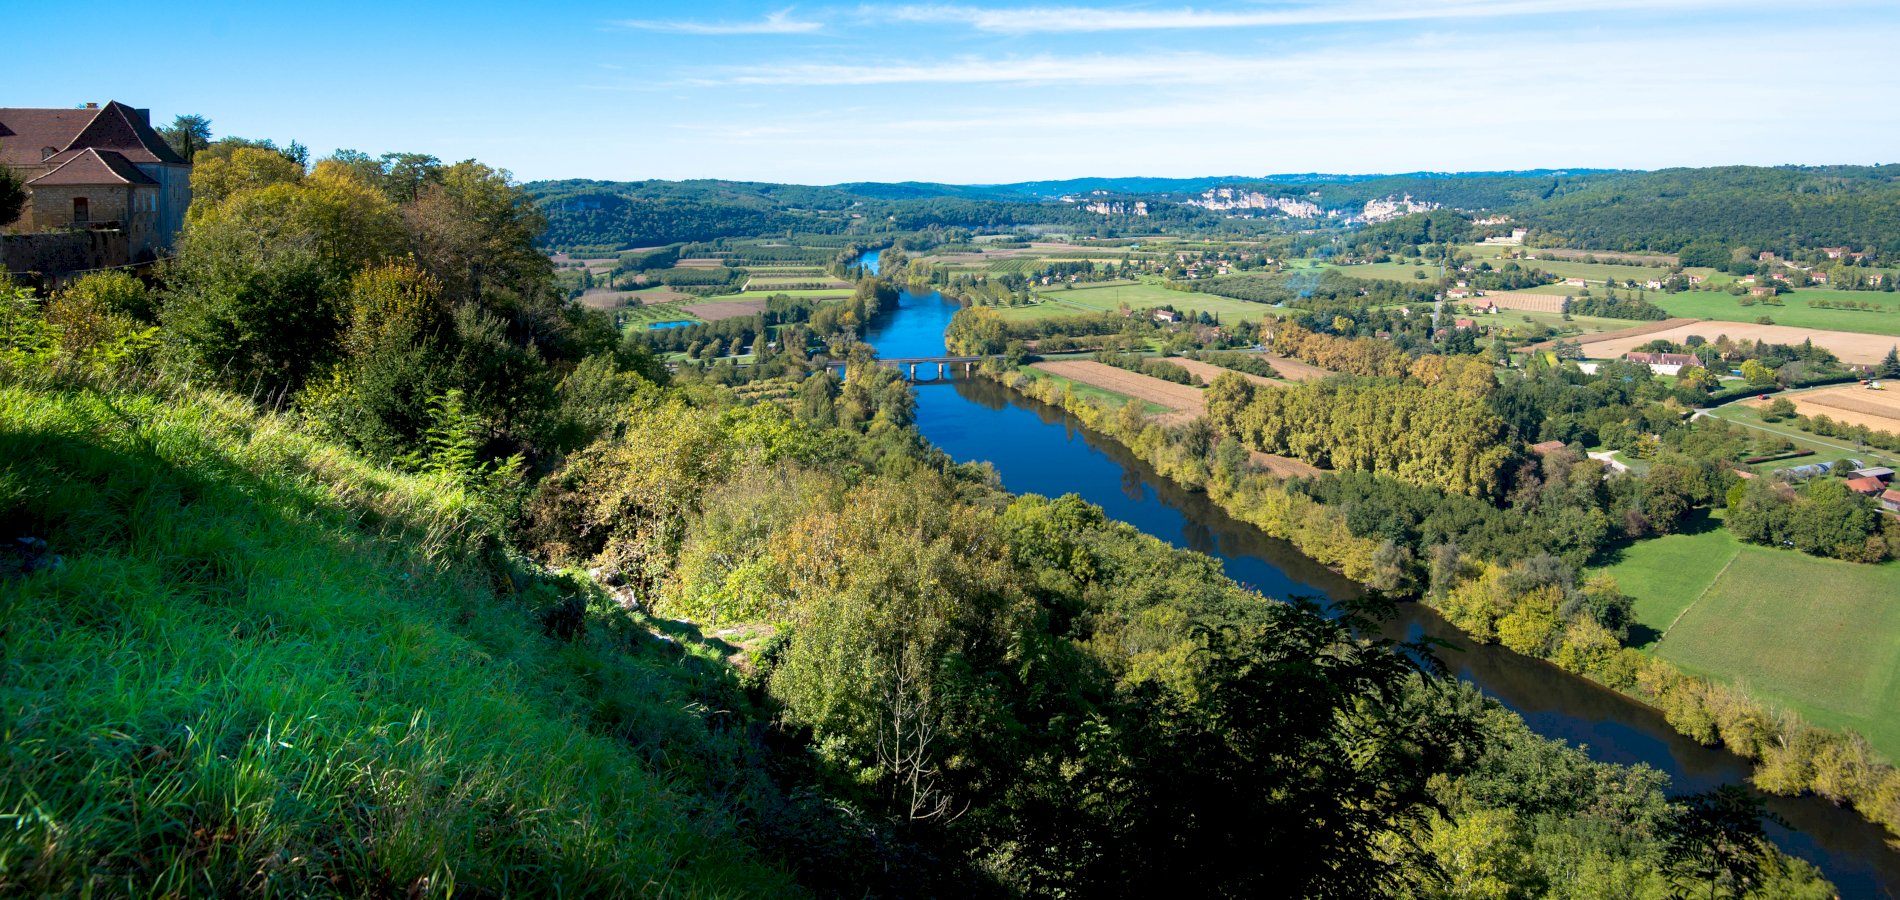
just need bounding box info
[0,379,793,897]
[1596,519,1900,761]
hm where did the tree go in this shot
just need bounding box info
[159,114,212,161]
[0,160,24,228]
[1739,359,1776,387]
[1878,345,1900,379]
[1663,786,1785,899]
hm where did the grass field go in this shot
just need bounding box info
[1666,551,1900,758]
[1597,520,1900,760]
[1593,514,1744,648]
[1649,290,1900,337]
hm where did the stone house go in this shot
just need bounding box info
[0,101,192,262]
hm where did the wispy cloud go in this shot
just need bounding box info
[691,53,1265,86]
[617,8,823,35]
[878,0,1783,34]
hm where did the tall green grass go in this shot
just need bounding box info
[0,378,796,896]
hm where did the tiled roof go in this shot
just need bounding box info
[0,101,183,169]
[27,148,158,186]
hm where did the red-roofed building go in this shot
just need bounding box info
[1844,476,1886,496]
[1881,489,1900,514]
[0,101,192,260]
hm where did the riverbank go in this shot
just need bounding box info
[971,358,1900,848]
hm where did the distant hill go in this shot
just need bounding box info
[528,165,1900,257]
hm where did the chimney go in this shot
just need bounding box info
[84,102,98,109]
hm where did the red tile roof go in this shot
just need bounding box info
[0,101,183,169]
[26,148,157,186]
[1844,476,1885,495]
[1882,488,1900,505]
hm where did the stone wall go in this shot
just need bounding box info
[1,229,131,281]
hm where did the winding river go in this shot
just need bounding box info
[855,251,1900,897]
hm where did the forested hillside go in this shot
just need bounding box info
[532,165,1900,261]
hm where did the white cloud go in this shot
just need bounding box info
[617,8,823,35]
[878,0,1797,34]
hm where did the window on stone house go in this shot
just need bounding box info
[72,197,90,223]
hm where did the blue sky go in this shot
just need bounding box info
[9,1,1899,184]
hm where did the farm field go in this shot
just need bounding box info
[744,276,850,291]
[699,287,854,302]
[1465,244,1682,267]
[1613,532,1900,762]
[1327,261,1439,282]
[1701,403,1900,473]
[1472,290,1566,313]
[683,298,767,322]
[1488,309,1650,337]
[1031,360,1205,424]
[1498,257,1706,284]
[1519,318,1700,355]
[1652,290,1900,337]
[1750,383,1900,434]
[1170,357,1285,387]
[1258,354,1333,382]
[1015,366,1170,416]
[1019,280,1276,322]
[1582,321,1897,366]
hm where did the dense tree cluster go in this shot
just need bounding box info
[1207,373,1514,497]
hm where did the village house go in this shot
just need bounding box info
[1850,466,1894,483]
[1563,277,1588,287]
[1823,247,1850,259]
[1749,286,1777,298]
[1686,273,1706,285]
[1882,489,1900,515]
[1528,440,1567,456]
[1623,351,1702,376]
[1645,279,1664,290]
[0,101,193,262]
[1152,309,1179,323]
[1844,476,1886,497]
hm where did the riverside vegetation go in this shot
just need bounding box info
[0,138,1843,897]
[957,303,1900,852]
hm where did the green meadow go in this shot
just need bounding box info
[1597,521,1900,761]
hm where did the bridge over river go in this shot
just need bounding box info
[821,355,998,381]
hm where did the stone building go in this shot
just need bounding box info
[0,101,192,262]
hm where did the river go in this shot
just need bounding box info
[855,251,1900,897]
